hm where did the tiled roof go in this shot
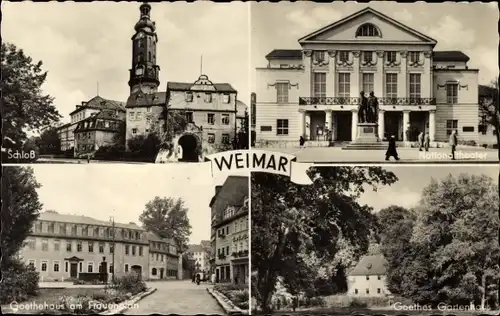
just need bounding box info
[70,96,126,115]
[433,51,470,62]
[265,49,471,63]
[265,49,302,60]
[73,110,124,133]
[350,254,388,276]
[186,244,204,253]
[125,91,167,108]
[167,81,237,93]
[146,231,174,245]
[236,100,247,118]
[211,176,249,220]
[200,240,211,250]
[38,211,143,230]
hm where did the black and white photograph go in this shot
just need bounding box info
[251,2,498,163]
[2,1,250,164]
[251,165,499,315]
[1,164,249,315]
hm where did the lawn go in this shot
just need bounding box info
[214,283,249,310]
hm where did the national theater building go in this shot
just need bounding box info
[18,210,181,282]
[254,7,482,147]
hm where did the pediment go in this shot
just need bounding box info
[299,8,436,44]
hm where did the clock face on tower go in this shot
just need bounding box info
[135,66,144,75]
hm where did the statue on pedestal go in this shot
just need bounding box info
[358,91,368,123]
[367,91,379,123]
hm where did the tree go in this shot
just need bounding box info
[1,167,42,264]
[139,196,192,253]
[251,167,399,312]
[182,252,195,275]
[164,108,189,143]
[35,126,61,155]
[234,110,249,150]
[377,206,417,295]
[479,77,499,158]
[1,43,61,148]
[387,174,499,308]
[127,133,161,162]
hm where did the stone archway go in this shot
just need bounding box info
[178,133,200,162]
[131,265,142,280]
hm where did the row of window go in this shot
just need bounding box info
[77,144,94,152]
[217,243,249,258]
[150,267,178,277]
[184,92,231,104]
[208,133,231,145]
[33,222,142,241]
[354,288,383,295]
[150,252,169,262]
[29,259,112,274]
[128,108,152,121]
[26,238,145,256]
[276,73,458,104]
[312,50,421,64]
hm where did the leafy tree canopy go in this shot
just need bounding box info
[1,43,61,147]
[139,196,192,253]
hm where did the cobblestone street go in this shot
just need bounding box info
[124,281,224,315]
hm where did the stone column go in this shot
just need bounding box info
[403,111,410,141]
[230,261,234,283]
[429,110,436,142]
[399,51,408,98]
[352,51,361,97]
[351,109,358,141]
[375,51,384,97]
[303,50,313,97]
[305,111,311,140]
[328,50,337,97]
[299,110,306,137]
[378,110,385,140]
[332,112,337,141]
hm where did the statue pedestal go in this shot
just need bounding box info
[343,123,386,150]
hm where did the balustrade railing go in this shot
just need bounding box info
[299,97,436,106]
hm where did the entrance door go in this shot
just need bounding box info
[70,263,78,278]
[160,268,164,279]
[385,112,401,140]
[336,112,352,141]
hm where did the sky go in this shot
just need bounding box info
[2,1,250,123]
[357,165,499,212]
[25,164,248,245]
[251,1,499,91]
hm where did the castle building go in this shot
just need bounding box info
[186,243,210,273]
[209,176,249,284]
[18,211,180,282]
[125,3,244,161]
[254,7,482,147]
[348,255,391,297]
[57,96,126,154]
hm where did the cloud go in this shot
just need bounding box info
[426,15,476,48]
[466,46,499,84]
[360,186,421,213]
[391,8,413,23]
[286,6,342,36]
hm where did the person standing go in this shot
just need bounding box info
[424,132,430,151]
[449,130,458,160]
[299,136,305,148]
[211,272,216,285]
[385,135,400,161]
[417,132,424,151]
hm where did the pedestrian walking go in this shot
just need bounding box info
[299,136,305,148]
[449,130,457,160]
[424,133,430,151]
[211,273,216,285]
[87,154,91,163]
[417,132,424,151]
[385,135,400,161]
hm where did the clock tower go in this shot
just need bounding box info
[128,2,160,94]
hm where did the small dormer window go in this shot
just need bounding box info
[223,94,230,104]
[356,23,380,37]
[204,93,212,103]
[185,92,193,102]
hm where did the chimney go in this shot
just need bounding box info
[215,185,222,196]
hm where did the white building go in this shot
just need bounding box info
[186,244,210,273]
[348,255,391,297]
[254,7,481,147]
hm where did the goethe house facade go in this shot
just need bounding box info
[254,8,480,146]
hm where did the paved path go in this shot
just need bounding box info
[261,146,498,163]
[124,280,224,315]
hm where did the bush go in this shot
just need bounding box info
[111,274,147,296]
[0,259,39,304]
[56,295,106,314]
[350,297,368,308]
[309,296,326,307]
